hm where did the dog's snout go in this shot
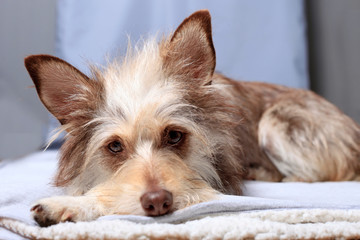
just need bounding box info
[140,189,173,216]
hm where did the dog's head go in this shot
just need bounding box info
[25,10,244,216]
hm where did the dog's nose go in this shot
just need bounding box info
[140,189,173,216]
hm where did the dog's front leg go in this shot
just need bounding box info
[31,195,104,227]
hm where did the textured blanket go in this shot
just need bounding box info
[1,151,360,239]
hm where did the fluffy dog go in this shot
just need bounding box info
[25,10,360,227]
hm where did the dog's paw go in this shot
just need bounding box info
[31,203,67,227]
[30,196,97,227]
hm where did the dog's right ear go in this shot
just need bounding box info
[25,55,100,126]
[163,10,216,85]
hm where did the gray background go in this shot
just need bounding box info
[1,0,360,159]
[0,0,56,159]
[307,0,360,122]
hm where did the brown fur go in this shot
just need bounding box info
[25,10,360,227]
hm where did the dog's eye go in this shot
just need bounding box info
[167,130,183,145]
[108,141,123,153]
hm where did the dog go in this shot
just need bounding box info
[25,10,360,227]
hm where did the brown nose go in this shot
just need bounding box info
[140,189,173,216]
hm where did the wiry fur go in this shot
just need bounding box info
[25,10,360,227]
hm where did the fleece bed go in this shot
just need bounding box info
[1,151,360,239]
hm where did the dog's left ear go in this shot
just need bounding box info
[163,10,216,84]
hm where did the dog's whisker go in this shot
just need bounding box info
[186,178,204,182]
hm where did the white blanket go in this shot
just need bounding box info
[1,151,360,239]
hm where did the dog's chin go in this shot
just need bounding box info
[173,189,221,210]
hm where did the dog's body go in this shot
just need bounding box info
[25,10,360,227]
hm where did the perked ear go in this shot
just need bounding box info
[24,55,100,126]
[163,10,216,84]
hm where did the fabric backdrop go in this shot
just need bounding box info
[48,0,308,145]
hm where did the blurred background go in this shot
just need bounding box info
[0,0,359,159]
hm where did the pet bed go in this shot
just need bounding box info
[1,150,360,239]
